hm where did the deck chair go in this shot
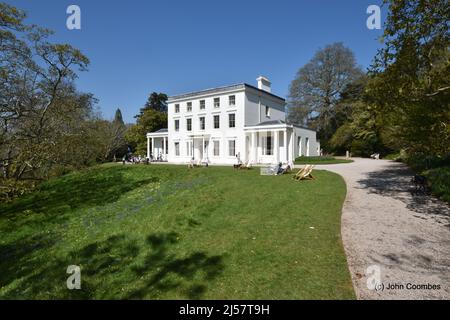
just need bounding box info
[293,165,315,181]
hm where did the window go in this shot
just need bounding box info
[199,117,205,130]
[175,104,180,113]
[186,141,192,157]
[186,118,192,131]
[265,134,273,155]
[187,102,192,112]
[265,106,271,117]
[213,115,220,129]
[229,95,236,106]
[200,100,206,110]
[175,142,180,156]
[174,119,179,132]
[228,140,236,157]
[228,113,235,128]
[214,97,220,108]
[213,141,220,157]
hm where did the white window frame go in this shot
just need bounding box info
[214,97,220,108]
[264,133,273,156]
[228,140,236,157]
[175,104,180,113]
[228,113,236,128]
[186,118,192,131]
[200,100,206,110]
[174,142,180,156]
[187,102,192,112]
[213,140,220,157]
[265,106,271,117]
[174,119,179,132]
[213,115,220,129]
[199,116,205,131]
[229,95,236,106]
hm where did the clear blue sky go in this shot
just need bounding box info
[7,0,384,123]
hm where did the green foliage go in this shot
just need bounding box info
[424,167,450,203]
[0,3,125,201]
[126,93,168,155]
[329,123,353,155]
[368,0,450,160]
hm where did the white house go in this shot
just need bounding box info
[147,77,320,165]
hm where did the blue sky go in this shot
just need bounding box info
[7,0,384,123]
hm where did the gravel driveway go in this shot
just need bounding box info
[316,158,450,300]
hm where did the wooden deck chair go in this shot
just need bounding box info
[293,165,315,181]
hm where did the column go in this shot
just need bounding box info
[291,132,295,162]
[283,129,288,162]
[251,132,257,163]
[274,130,279,163]
[151,137,155,160]
[147,136,150,159]
[202,136,205,161]
[163,137,166,160]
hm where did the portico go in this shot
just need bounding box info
[244,121,295,165]
[146,129,168,161]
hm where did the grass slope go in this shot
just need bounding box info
[295,156,353,165]
[0,164,354,299]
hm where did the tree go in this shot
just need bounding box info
[368,0,450,162]
[288,42,364,150]
[0,3,98,200]
[126,93,168,156]
[141,92,168,113]
[113,108,125,126]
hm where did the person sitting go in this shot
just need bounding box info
[276,162,285,175]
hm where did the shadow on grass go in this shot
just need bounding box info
[0,232,225,299]
[0,166,159,229]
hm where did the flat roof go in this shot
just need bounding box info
[168,83,286,102]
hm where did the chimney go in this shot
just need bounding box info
[257,76,271,93]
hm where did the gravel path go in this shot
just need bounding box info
[315,158,450,300]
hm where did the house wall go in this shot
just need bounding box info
[167,89,247,164]
[159,84,318,165]
[244,89,286,126]
[292,127,320,158]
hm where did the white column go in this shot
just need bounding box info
[163,137,166,160]
[202,136,205,161]
[147,136,150,159]
[251,132,257,163]
[283,129,288,162]
[274,130,279,163]
[290,132,294,162]
[151,137,155,160]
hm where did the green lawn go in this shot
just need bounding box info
[0,164,354,299]
[295,156,354,165]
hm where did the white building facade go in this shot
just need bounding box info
[147,77,320,165]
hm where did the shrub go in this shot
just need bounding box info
[424,166,450,203]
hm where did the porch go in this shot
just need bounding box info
[146,129,168,161]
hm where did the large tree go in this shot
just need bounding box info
[0,3,102,200]
[288,42,364,150]
[126,93,168,156]
[367,0,450,163]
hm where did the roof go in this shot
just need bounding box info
[168,83,286,102]
[248,119,315,132]
[154,128,168,133]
